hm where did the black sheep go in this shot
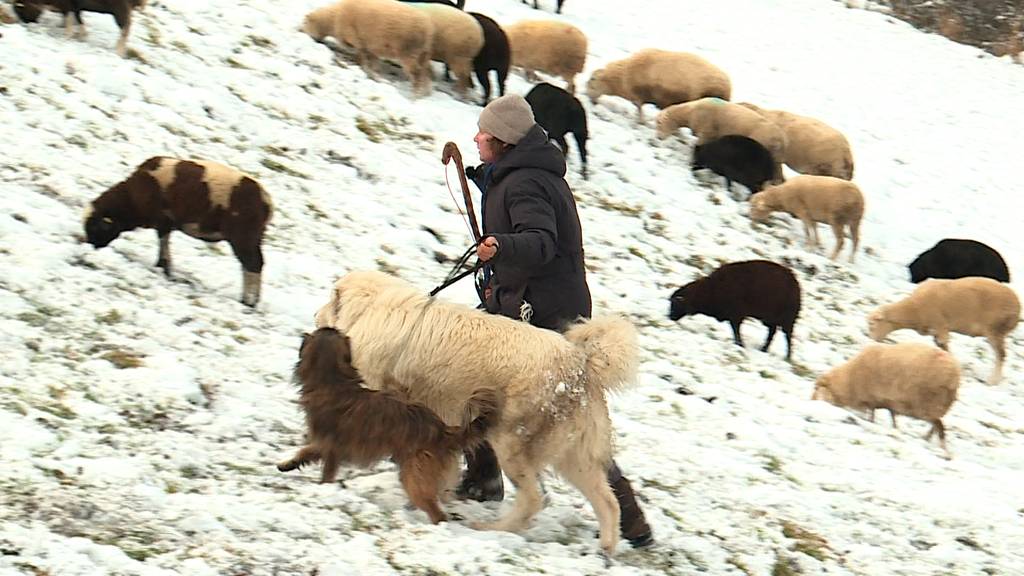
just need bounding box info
[13,0,143,56]
[908,239,1010,283]
[468,12,509,105]
[692,134,775,194]
[669,260,801,360]
[525,82,589,178]
[522,0,566,13]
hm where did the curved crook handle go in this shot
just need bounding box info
[442,141,481,241]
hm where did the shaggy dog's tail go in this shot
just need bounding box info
[563,315,639,393]
[452,388,503,448]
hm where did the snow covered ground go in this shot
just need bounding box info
[1,0,1023,574]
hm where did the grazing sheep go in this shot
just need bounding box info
[303,0,434,97]
[739,103,854,180]
[522,0,565,13]
[908,238,1010,283]
[586,49,731,122]
[83,157,273,307]
[692,135,775,194]
[408,3,484,96]
[867,277,1020,384]
[14,0,145,57]
[467,12,510,105]
[749,175,865,262]
[656,98,787,180]
[669,260,801,360]
[504,20,587,93]
[525,82,589,178]
[813,342,960,458]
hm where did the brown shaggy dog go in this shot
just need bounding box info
[277,327,501,524]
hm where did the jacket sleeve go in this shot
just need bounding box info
[488,180,558,269]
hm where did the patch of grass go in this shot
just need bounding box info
[100,349,144,369]
[375,258,400,276]
[761,453,784,475]
[771,553,798,576]
[594,195,642,216]
[305,201,329,220]
[246,35,275,48]
[97,309,123,325]
[782,520,830,561]
[727,556,754,575]
[36,402,76,421]
[261,158,308,179]
[790,362,815,379]
[224,56,248,69]
[180,465,203,479]
[355,116,434,145]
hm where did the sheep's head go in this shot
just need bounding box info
[811,375,835,403]
[668,282,699,321]
[12,1,42,23]
[748,195,774,221]
[585,71,608,102]
[866,309,892,341]
[907,254,929,283]
[83,206,123,248]
[654,111,675,139]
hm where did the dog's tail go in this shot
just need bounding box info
[450,388,503,448]
[563,315,639,393]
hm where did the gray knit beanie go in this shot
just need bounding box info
[477,94,536,145]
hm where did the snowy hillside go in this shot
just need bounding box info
[1,0,1023,574]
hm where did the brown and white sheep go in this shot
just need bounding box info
[748,175,864,262]
[586,48,731,122]
[83,157,273,307]
[13,0,145,57]
[656,97,787,180]
[407,3,483,97]
[503,19,587,93]
[813,342,960,458]
[867,277,1020,384]
[302,0,434,97]
[739,103,855,180]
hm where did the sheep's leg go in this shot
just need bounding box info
[800,218,816,248]
[112,7,132,58]
[475,68,492,105]
[277,445,322,473]
[761,324,777,353]
[156,229,172,275]
[565,75,576,94]
[783,326,794,361]
[848,219,861,263]
[986,334,1006,385]
[887,409,898,428]
[829,221,845,261]
[229,240,264,307]
[634,102,645,123]
[924,419,950,459]
[729,319,745,348]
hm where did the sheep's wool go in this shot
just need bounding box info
[478,94,536,145]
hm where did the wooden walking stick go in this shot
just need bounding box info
[442,141,481,242]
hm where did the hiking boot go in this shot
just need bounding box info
[609,473,654,548]
[456,442,505,502]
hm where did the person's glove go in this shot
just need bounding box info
[465,164,480,180]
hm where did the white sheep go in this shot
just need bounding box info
[408,3,484,96]
[503,20,587,93]
[740,103,855,180]
[748,175,864,262]
[656,97,787,179]
[586,48,731,122]
[868,277,1020,384]
[813,342,960,458]
[303,0,434,97]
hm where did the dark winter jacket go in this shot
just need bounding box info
[469,124,591,331]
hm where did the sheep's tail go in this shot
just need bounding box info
[564,315,639,393]
[451,388,503,449]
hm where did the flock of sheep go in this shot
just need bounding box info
[9,0,1019,462]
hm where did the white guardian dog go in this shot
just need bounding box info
[314,270,639,555]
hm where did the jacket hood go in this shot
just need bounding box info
[491,124,567,182]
